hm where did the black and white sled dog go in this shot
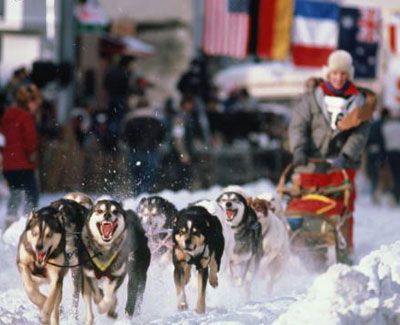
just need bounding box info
[50,197,90,318]
[247,193,290,292]
[191,199,235,271]
[217,186,263,288]
[136,196,177,263]
[172,206,224,313]
[17,207,68,325]
[79,200,150,324]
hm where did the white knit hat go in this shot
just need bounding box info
[322,50,354,80]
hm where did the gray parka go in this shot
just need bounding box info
[289,87,370,169]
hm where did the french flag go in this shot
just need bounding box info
[292,0,339,67]
[388,13,400,56]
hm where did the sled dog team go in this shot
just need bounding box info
[16,186,290,324]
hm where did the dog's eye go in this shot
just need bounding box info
[179,228,187,234]
[192,230,200,236]
[31,231,38,237]
[46,232,53,238]
[96,209,104,214]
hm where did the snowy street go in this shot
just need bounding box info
[0,177,399,324]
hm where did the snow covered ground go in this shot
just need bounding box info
[0,176,399,324]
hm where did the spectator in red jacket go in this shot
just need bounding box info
[1,84,42,228]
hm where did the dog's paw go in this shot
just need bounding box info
[178,302,188,311]
[195,305,206,314]
[107,310,118,319]
[97,300,109,314]
[125,307,134,318]
[209,274,218,288]
[234,278,243,287]
[39,312,50,325]
[84,318,94,325]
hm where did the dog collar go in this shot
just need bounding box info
[82,231,126,273]
[91,251,119,272]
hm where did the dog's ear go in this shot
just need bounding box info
[28,210,37,220]
[56,211,67,224]
[246,197,254,206]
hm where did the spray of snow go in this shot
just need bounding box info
[0,178,399,324]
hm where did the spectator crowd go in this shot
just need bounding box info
[0,52,398,229]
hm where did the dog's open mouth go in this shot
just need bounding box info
[225,209,237,221]
[97,220,118,242]
[35,248,51,265]
[183,245,195,253]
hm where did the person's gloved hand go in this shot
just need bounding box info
[293,151,308,167]
[330,154,350,169]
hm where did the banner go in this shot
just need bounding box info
[202,0,250,59]
[338,7,380,79]
[292,0,339,67]
[256,0,293,60]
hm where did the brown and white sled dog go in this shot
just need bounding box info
[173,206,224,313]
[191,199,234,272]
[80,200,150,324]
[16,207,67,325]
[217,186,263,289]
[247,193,290,292]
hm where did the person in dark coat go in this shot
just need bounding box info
[177,55,210,101]
[122,99,165,196]
[104,55,134,147]
[1,84,42,228]
[366,108,388,203]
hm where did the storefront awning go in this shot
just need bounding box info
[99,34,156,58]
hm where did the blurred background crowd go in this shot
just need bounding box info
[0,0,399,210]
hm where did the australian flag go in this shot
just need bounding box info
[338,7,380,79]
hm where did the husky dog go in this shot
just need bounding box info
[17,207,67,325]
[247,194,290,292]
[50,198,89,318]
[79,200,150,324]
[217,187,263,289]
[136,196,177,261]
[191,199,234,272]
[173,206,224,313]
[63,192,94,210]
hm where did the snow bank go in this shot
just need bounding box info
[275,241,400,325]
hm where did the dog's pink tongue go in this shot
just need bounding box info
[37,251,46,262]
[226,209,234,219]
[101,222,114,238]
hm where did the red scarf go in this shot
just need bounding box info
[320,81,359,99]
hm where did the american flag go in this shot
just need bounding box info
[356,8,380,44]
[202,0,250,59]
